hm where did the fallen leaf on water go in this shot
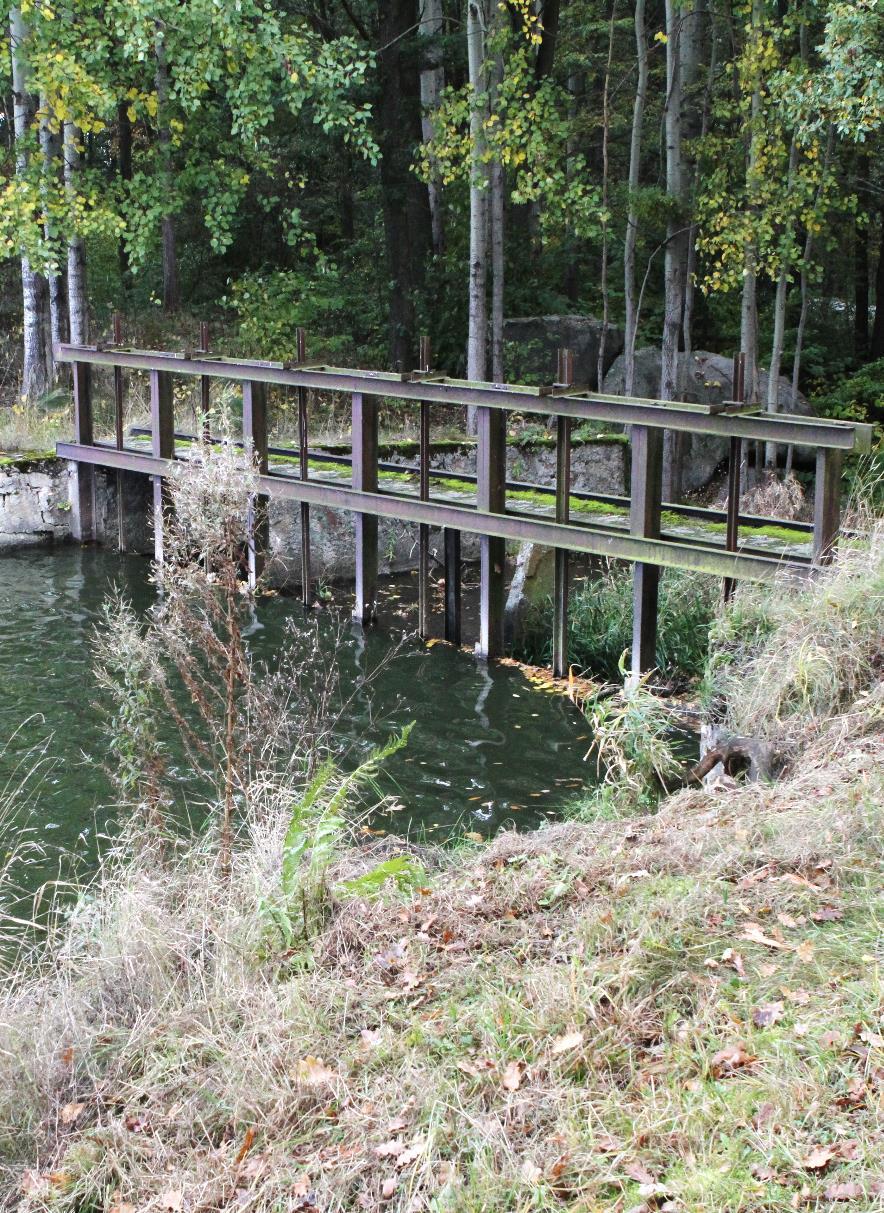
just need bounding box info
[752,1002,785,1029]
[551,1030,584,1055]
[711,1043,756,1077]
[799,1145,834,1171]
[60,1101,84,1125]
[824,1182,864,1201]
[295,1055,336,1085]
[502,1061,523,1091]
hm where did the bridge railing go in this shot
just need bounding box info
[54,336,873,679]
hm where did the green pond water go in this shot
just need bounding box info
[0,546,593,899]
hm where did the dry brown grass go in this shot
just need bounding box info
[2,516,882,1212]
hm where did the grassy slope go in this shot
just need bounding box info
[1,536,882,1212]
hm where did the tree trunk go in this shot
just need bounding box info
[741,0,763,413]
[660,0,690,500]
[871,205,884,359]
[419,0,445,256]
[377,0,430,370]
[10,5,52,401]
[597,0,616,393]
[38,107,66,356]
[466,0,489,423]
[855,153,870,359]
[623,0,647,397]
[764,138,799,470]
[489,17,505,383]
[117,101,133,290]
[155,25,179,313]
[64,122,89,343]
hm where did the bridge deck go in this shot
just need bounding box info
[55,338,872,679]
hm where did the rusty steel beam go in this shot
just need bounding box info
[56,442,817,584]
[55,344,872,452]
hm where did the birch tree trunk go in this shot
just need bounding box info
[466,0,489,426]
[419,0,445,257]
[763,139,799,470]
[64,122,89,344]
[740,0,764,415]
[39,107,66,355]
[623,0,647,397]
[489,18,505,383]
[10,5,52,402]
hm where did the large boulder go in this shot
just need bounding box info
[603,349,812,492]
[603,348,811,413]
[504,315,624,389]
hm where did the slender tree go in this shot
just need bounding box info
[9,5,52,401]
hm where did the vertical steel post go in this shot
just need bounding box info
[476,404,507,659]
[149,369,174,564]
[71,361,95,542]
[243,380,269,589]
[112,312,126,551]
[198,320,211,443]
[552,347,573,678]
[296,327,312,607]
[813,447,843,565]
[444,528,462,646]
[418,335,432,639]
[630,423,663,681]
[722,434,742,602]
[352,390,378,624]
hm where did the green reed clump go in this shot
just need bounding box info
[514,562,718,684]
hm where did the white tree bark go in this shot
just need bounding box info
[419,0,445,257]
[623,0,648,397]
[597,1,616,393]
[740,0,764,408]
[64,121,89,344]
[10,6,52,402]
[466,0,489,426]
[39,106,66,354]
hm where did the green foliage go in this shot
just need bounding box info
[338,855,426,898]
[266,722,415,948]
[812,357,884,428]
[225,266,360,363]
[571,661,683,820]
[515,565,718,684]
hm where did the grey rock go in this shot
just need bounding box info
[604,349,813,492]
[504,542,555,645]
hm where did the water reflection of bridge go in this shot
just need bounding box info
[55,338,872,680]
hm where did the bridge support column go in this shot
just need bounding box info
[352,390,378,624]
[243,380,269,589]
[552,348,574,679]
[444,528,462,646]
[418,337,432,639]
[476,405,506,660]
[150,369,174,565]
[813,448,843,566]
[630,424,663,682]
[296,328,312,607]
[71,361,95,542]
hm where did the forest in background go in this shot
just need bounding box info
[2,0,883,466]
